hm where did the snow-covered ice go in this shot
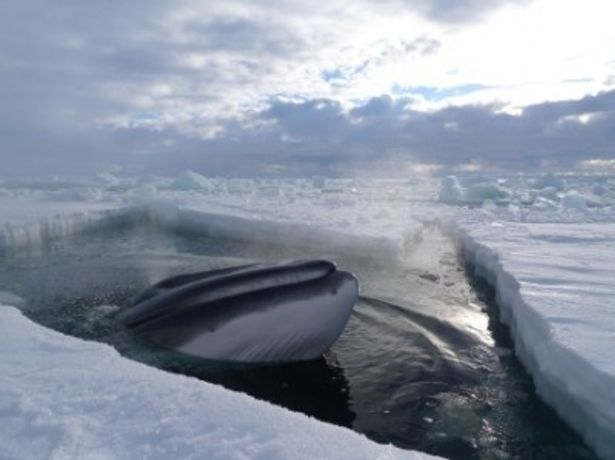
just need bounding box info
[0,305,439,460]
[455,220,615,459]
[2,172,615,459]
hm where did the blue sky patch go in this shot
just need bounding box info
[393,83,490,101]
[321,68,346,82]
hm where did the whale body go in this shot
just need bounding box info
[117,260,359,363]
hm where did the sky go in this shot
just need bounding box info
[2,0,615,177]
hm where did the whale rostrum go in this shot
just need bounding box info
[117,260,359,363]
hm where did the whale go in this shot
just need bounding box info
[116,260,359,363]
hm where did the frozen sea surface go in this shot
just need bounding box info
[1,173,615,459]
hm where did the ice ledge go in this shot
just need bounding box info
[453,221,615,460]
[0,197,410,263]
[147,202,404,263]
[0,305,441,460]
[0,200,142,255]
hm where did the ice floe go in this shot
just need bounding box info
[0,305,438,460]
[454,220,615,459]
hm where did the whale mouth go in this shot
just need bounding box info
[117,260,359,363]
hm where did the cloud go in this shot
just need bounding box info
[100,90,615,176]
[182,16,305,55]
[385,0,532,23]
[3,82,615,177]
[256,90,615,172]
[1,0,614,177]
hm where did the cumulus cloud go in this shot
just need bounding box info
[257,90,615,171]
[41,89,612,177]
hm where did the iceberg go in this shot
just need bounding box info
[532,173,566,191]
[438,176,509,205]
[170,170,214,192]
[561,190,588,210]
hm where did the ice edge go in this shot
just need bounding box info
[453,223,615,460]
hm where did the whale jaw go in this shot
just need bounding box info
[118,260,359,363]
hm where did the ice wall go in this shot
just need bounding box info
[454,220,615,460]
[0,197,142,254]
[0,305,440,460]
[148,203,404,263]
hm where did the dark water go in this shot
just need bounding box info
[0,223,597,460]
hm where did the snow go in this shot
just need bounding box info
[2,173,615,459]
[455,220,615,460]
[0,305,439,460]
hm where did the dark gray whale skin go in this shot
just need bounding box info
[117,260,359,363]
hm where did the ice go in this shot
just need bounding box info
[0,291,26,307]
[312,175,326,188]
[464,182,509,201]
[95,172,121,187]
[438,175,464,203]
[454,220,615,459]
[0,305,439,460]
[561,190,587,209]
[592,183,607,196]
[149,206,403,263]
[170,170,214,192]
[0,196,132,253]
[2,174,615,459]
[438,176,509,205]
[532,173,566,191]
[531,196,559,211]
[535,185,560,201]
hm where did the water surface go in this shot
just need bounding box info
[0,223,597,460]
